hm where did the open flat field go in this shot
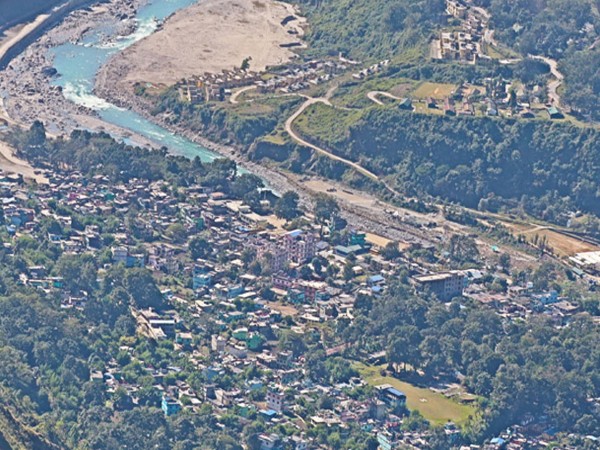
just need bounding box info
[355,363,476,426]
[412,82,457,99]
[504,223,600,257]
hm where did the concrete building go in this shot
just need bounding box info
[266,388,285,413]
[412,271,466,301]
[446,0,468,19]
[282,229,316,264]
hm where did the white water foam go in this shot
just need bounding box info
[63,81,117,111]
[95,17,159,51]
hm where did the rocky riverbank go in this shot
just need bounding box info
[0,0,142,137]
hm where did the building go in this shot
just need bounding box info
[413,271,466,301]
[266,388,285,413]
[547,106,564,120]
[377,431,402,450]
[282,229,316,264]
[376,384,407,411]
[111,246,128,265]
[161,395,181,416]
[569,251,600,275]
[192,264,214,289]
[446,0,468,18]
[211,335,226,353]
[135,309,176,340]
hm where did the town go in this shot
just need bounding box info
[0,122,597,449]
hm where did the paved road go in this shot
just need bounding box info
[530,54,564,106]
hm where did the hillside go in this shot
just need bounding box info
[293,103,600,222]
[294,0,446,59]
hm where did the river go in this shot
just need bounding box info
[49,0,220,162]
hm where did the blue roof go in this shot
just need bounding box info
[386,387,406,398]
[260,409,277,416]
[490,437,505,445]
[369,274,384,283]
[287,229,303,238]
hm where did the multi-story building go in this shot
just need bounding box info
[254,229,317,271]
[412,271,466,301]
[282,229,316,264]
[266,388,285,413]
[446,0,467,19]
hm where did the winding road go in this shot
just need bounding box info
[366,90,401,105]
[229,85,257,104]
[530,55,564,107]
[284,86,401,198]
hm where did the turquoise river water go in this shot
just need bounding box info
[50,0,220,162]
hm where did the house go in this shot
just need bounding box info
[398,98,413,110]
[161,395,181,416]
[413,271,466,301]
[211,335,226,353]
[547,106,564,119]
[175,332,193,347]
[266,387,285,413]
[446,0,467,19]
[376,384,407,411]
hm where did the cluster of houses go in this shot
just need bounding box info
[434,0,489,63]
[256,59,347,94]
[178,69,262,103]
[178,59,349,103]
[351,59,390,81]
[0,157,596,450]
[436,79,564,120]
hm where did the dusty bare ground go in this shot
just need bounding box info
[504,223,600,257]
[0,138,48,183]
[100,0,306,89]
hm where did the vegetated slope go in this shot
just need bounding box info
[294,0,446,59]
[480,0,598,58]
[299,104,600,221]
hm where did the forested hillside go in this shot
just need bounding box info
[295,0,446,58]
[295,105,600,222]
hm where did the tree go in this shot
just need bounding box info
[311,256,323,274]
[189,235,210,260]
[382,241,401,260]
[231,173,263,201]
[314,193,339,224]
[240,56,252,71]
[343,262,354,281]
[498,253,511,273]
[300,265,312,280]
[274,191,301,221]
[124,268,164,309]
[54,253,98,293]
[447,235,480,266]
[166,223,187,244]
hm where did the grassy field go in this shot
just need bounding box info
[354,363,476,426]
[294,102,363,146]
[412,82,457,99]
